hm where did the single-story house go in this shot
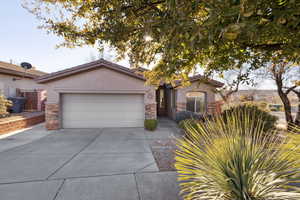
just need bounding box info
[36,59,223,130]
[0,61,47,111]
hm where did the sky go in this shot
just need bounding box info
[0,1,276,89]
[0,0,129,73]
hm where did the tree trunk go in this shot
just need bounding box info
[273,67,294,128]
[277,87,294,127]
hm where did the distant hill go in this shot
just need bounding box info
[217,89,298,105]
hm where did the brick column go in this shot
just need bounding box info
[45,103,60,130]
[176,102,186,112]
[37,90,47,111]
[207,103,216,115]
[145,103,157,119]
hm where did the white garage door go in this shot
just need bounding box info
[62,93,145,128]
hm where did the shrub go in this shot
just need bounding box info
[144,119,158,131]
[175,111,205,123]
[257,101,269,111]
[0,94,12,118]
[221,104,278,132]
[175,111,300,200]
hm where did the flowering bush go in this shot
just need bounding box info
[0,94,12,118]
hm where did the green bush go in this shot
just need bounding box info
[144,119,158,131]
[221,104,278,132]
[176,111,300,200]
[175,111,205,123]
[236,101,270,112]
[258,101,269,111]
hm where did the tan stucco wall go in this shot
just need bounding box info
[0,74,44,97]
[176,81,216,106]
[44,67,156,105]
[43,67,157,129]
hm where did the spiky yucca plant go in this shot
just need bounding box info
[175,109,300,200]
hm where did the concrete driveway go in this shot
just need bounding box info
[0,123,181,200]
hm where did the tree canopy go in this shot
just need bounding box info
[24,0,300,83]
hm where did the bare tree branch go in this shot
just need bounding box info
[284,85,299,95]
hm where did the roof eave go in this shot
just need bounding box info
[190,79,224,87]
[189,76,224,87]
[36,61,146,84]
[0,68,37,79]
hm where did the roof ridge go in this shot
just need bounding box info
[36,59,146,83]
[37,59,103,80]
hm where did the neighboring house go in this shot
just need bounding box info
[0,61,47,111]
[36,59,223,130]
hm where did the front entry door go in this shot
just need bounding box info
[156,88,167,116]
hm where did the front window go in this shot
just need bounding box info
[186,92,206,113]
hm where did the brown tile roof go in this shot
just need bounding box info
[36,59,146,83]
[0,61,47,79]
[169,74,223,88]
[189,74,224,87]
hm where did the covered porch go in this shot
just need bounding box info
[155,83,221,120]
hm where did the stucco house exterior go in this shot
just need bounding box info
[36,59,223,130]
[0,61,47,111]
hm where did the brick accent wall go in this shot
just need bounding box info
[207,101,223,115]
[37,90,47,111]
[207,103,215,115]
[46,103,60,130]
[145,103,157,119]
[0,113,45,135]
[176,102,186,112]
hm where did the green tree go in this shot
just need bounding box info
[24,1,300,126]
[214,65,257,104]
[257,62,300,127]
[23,0,300,82]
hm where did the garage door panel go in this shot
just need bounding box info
[63,94,143,102]
[62,94,145,128]
[62,106,143,113]
[63,114,144,121]
[62,120,144,128]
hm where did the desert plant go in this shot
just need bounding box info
[283,125,300,154]
[178,119,198,130]
[222,105,278,132]
[0,94,12,118]
[144,119,158,131]
[175,111,205,123]
[257,101,269,112]
[175,111,300,200]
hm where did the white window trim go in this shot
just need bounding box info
[186,91,207,113]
